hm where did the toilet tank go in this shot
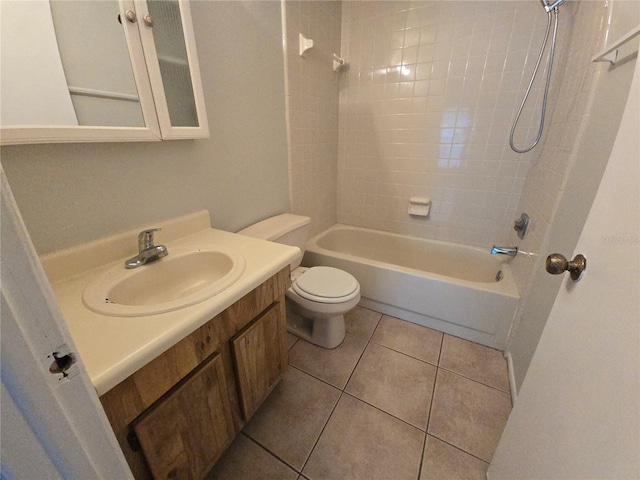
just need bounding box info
[237,214,311,269]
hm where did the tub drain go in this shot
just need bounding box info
[495,270,503,282]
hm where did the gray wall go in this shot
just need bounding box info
[1,1,290,255]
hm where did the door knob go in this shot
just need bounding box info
[546,253,586,281]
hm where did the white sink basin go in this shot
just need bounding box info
[83,247,246,317]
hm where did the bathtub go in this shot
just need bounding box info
[303,224,520,349]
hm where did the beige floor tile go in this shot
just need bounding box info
[428,369,511,462]
[287,332,299,350]
[206,434,297,480]
[420,435,488,480]
[303,394,424,480]
[243,367,341,470]
[371,315,443,365]
[345,306,383,340]
[440,334,510,392]
[289,334,367,389]
[345,342,436,429]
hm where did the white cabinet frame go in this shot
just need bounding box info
[134,0,209,140]
[0,0,208,146]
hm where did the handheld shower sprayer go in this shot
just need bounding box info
[509,0,563,153]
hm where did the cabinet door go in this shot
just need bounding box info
[134,0,209,140]
[133,352,234,480]
[232,302,288,420]
[0,0,161,145]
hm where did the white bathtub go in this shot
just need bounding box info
[303,224,520,349]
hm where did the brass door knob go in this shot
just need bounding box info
[546,253,587,281]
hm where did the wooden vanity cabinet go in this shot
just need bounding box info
[99,268,289,480]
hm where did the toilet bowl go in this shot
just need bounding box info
[237,214,361,349]
[286,266,360,348]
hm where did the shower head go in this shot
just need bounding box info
[539,0,564,13]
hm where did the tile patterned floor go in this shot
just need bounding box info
[207,306,511,480]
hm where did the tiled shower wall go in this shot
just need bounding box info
[285,1,342,237]
[506,0,640,388]
[510,0,605,292]
[337,1,571,247]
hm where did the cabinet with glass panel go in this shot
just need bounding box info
[0,0,208,145]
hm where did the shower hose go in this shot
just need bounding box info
[509,8,560,153]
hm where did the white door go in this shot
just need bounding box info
[0,166,132,479]
[487,54,640,477]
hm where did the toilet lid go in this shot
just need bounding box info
[292,266,359,302]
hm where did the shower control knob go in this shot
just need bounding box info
[513,212,530,239]
[546,253,586,281]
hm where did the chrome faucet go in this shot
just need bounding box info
[125,228,168,269]
[491,246,518,256]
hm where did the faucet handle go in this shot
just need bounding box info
[138,228,161,251]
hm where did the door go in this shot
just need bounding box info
[0,166,132,479]
[505,1,640,391]
[134,0,209,139]
[487,54,640,478]
[232,303,288,420]
[133,353,234,480]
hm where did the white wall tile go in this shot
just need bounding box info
[338,1,570,248]
[286,1,608,317]
[285,1,342,236]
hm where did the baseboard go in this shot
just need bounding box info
[504,351,517,404]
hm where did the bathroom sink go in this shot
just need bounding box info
[83,247,246,317]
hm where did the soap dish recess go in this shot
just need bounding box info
[408,197,431,216]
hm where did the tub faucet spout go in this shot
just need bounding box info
[491,246,518,256]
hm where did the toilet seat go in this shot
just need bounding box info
[292,266,359,304]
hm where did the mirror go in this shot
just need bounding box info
[0,0,208,145]
[1,0,145,128]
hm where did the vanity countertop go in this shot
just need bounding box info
[41,211,298,396]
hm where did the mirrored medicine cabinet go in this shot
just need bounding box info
[0,0,208,145]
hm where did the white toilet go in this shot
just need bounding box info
[238,214,360,349]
